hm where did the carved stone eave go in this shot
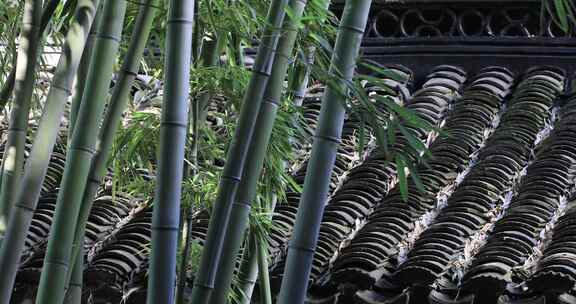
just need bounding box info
[330,0,576,77]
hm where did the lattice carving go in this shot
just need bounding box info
[361,3,574,39]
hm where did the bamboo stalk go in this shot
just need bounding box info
[177,33,224,304]
[209,1,309,302]
[35,1,127,302]
[68,4,103,139]
[62,247,83,304]
[196,36,226,123]
[176,210,194,304]
[277,1,373,303]
[232,4,329,302]
[232,46,316,304]
[65,0,158,292]
[257,233,272,304]
[290,47,315,107]
[189,1,289,302]
[0,0,43,239]
[0,1,100,302]
[147,0,194,303]
[236,232,259,304]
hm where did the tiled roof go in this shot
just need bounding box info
[11,64,576,304]
[300,66,576,304]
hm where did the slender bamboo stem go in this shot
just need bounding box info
[189,1,289,302]
[0,0,61,110]
[278,1,373,303]
[290,47,315,107]
[64,0,158,293]
[232,42,317,304]
[256,237,272,304]
[176,210,194,304]
[0,0,43,239]
[0,1,100,302]
[147,0,194,303]
[236,232,259,304]
[191,3,204,66]
[68,5,103,139]
[227,3,329,302]
[35,1,127,302]
[197,36,226,123]
[209,1,308,302]
[0,62,16,112]
[62,247,83,304]
[176,33,224,304]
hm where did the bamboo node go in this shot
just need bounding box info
[314,134,342,144]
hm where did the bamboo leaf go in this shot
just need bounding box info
[555,0,569,31]
[358,61,408,82]
[405,157,426,194]
[398,124,431,158]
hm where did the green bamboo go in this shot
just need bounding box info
[147,0,194,303]
[231,5,328,302]
[196,36,226,123]
[232,48,315,304]
[0,1,100,302]
[0,0,61,110]
[0,0,42,238]
[236,233,259,304]
[63,247,83,304]
[233,60,312,304]
[0,61,16,112]
[189,0,289,302]
[176,34,225,304]
[176,211,194,304]
[68,4,103,138]
[65,0,158,291]
[290,48,315,107]
[209,1,308,302]
[256,239,272,304]
[191,3,202,65]
[35,1,126,302]
[277,1,373,303]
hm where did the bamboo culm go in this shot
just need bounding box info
[62,247,83,304]
[35,1,127,302]
[176,35,226,304]
[236,232,259,304]
[146,0,194,303]
[196,36,226,123]
[0,1,101,302]
[176,211,195,304]
[0,0,43,240]
[66,0,159,290]
[232,3,329,301]
[189,1,289,302]
[232,52,316,304]
[68,5,103,139]
[277,1,373,303]
[257,239,272,304]
[209,1,309,302]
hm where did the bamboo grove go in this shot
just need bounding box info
[0,0,574,304]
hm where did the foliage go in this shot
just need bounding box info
[544,0,576,32]
[0,0,519,301]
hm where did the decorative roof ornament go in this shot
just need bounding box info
[331,0,576,76]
